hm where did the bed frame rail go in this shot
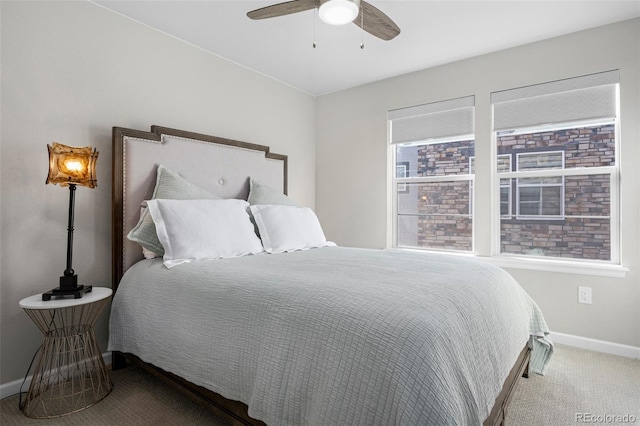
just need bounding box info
[483,345,531,426]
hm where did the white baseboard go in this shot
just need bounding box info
[0,352,112,401]
[550,332,640,359]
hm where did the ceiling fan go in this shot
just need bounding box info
[247,0,401,41]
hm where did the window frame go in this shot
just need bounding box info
[392,137,475,253]
[514,150,565,220]
[388,72,627,277]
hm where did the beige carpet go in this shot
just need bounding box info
[0,362,233,426]
[507,344,640,426]
[1,344,638,425]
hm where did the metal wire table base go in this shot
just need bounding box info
[21,298,112,418]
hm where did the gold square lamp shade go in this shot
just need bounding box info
[44,143,99,300]
[46,143,98,188]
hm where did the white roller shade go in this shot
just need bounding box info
[389,96,474,144]
[492,70,619,131]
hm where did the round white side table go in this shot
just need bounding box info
[19,287,113,418]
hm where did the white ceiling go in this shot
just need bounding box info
[93,0,640,96]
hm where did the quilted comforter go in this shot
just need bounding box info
[109,247,552,426]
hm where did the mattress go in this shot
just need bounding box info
[109,246,552,426]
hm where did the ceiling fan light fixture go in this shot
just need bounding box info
[318,0,360,26]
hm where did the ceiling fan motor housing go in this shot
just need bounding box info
[319,0,361,25]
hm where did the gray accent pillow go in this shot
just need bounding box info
[246,178,295,239]
[247,177,295,206]
[127,164,221,256]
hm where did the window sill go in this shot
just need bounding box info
[395,248,628,278]
[481,255,628,278]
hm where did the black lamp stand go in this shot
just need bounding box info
[42,184,92,301]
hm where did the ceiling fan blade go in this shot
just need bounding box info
[354,1,400,41]
[247,0,320,20]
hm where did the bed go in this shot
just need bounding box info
[108,125,553,426]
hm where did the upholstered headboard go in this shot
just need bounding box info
[112,125,287,291]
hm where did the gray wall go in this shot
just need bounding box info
[316,19,640,348]
[0,1,316,384]
[2,0,638,390]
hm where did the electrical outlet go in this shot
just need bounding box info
[578,286,592,304]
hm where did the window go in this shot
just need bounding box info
[516,151,564,218]
[498,155,512,217]
[492,70,619,262]
[470,154,511,217]
[388,71,621,272]
[396,162,409,192]
[390,96,475,252]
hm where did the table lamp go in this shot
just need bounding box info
[43,142,99,300]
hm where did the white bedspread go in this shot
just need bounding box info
[109,247,552,426]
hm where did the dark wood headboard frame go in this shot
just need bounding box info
[111,125,287,293]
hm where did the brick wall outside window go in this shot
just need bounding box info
[415,140,473,251]
[414,125,614,259]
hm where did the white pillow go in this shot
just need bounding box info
[128,164,221,256]
[249,204,335,253]
[147,199,264,268]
